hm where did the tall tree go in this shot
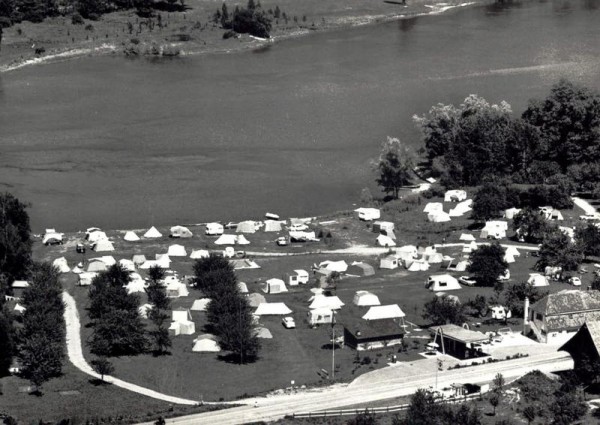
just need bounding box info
[575,222,600,259]
[0,193,32,288]
[0,310,14,376]
[537,229,583,271]
[471,182,511,221]
[422,295,465,325]
[192,254,237,298]
[513,207,554,243]
[467,243,508,288]
[374,137,414,199]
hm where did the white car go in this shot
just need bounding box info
[289,223,309,231]
[569,277,582,286]
[458,276,477,286]
[276,237,288,246]
[282,317,296,329]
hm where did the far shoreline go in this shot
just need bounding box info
[0,0,488,73]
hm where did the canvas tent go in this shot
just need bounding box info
[454,260,470,272]
[353,291,381,307]
[309,295,344,310]
[87,230,108,243]
[254,302,292,316]
[87,259,107,272]
[505,246,520,257]
[190,249,210,259]
[480,221,508,240]
[362,304,405,320]
[53,257,70,273]
[397,245,418,257]
[144,226,162,238]
[372,221,395,234]
[449,200,472,217]
[261,278,288,294]
[214,234,236,245]
[255,327,273,339]
[459,233,475,242]
[318,260,348,273]
[308,308,334,325]
[407,259,430,271]
[170,225,193,238]
[444,190,467,202]
[125,279,148,294]
[167,244,187,257]
[78,272,97,286]
[236,221,257,233]
[238,281,249,293]
[426,274,461,291]
[428,211,451,223]
[528,273,549,287]
[124,231,140,242]
[376,234,396,247]
[118,259,136,272]
[191,298,211,311]
[236,235,251,245]
[166,280,189,298]
[92,239,114,252]
[248,293,266,307]
[423,202,443,214]
[169,309,195,336]
[347,262,375,277]
[43,231,63,245]
[192,334,220,352]
[264,220,283,232]
[355,208,380,221]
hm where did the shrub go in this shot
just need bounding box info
[0,16,12,28]
[71,13,84,24]
[223,30,238,39]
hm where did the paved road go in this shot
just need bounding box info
[139,350,572,425]
[62,292,201,406]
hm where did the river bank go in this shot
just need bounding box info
[0,0,482,72]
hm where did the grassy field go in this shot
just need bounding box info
[0,0,484,71]
[20,195,592,421]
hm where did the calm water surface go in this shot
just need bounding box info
[0,0,599,231]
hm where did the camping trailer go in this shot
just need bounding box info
[205,223,224,236]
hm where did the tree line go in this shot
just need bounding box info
[213,0,272,39]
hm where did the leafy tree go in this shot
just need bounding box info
[192,254,237,297]
[374,137,414,199]
[504,282,546,318]
[220,2,229,27]
[423,295,465,325]
[0,193,32,286]
[550,390,587,425]
[231,6,272,38]
[575,222,600,259]
[91,356,114,382]
[471,182,511,220]
[403,389,442,425]
[346,409,378,425]
[513,207,553,243]
[467,243,508,288]
[20,334,63,392]
[89,309,148,356]
[522,405,536,425]
[466,294,488,318]
[488,392,500,416]
[145,268,170,310]
[0,310,14,376]
[537,229,583,271]
[493,373,505,393]
[523,79,600,172]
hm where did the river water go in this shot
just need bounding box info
[0,0,599,232]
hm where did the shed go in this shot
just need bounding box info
[430,324,489,359]
[343,318,404,351]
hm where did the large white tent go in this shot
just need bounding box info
[192,334,220,352]
[132,254,146,266]
[426,274,461,291]
[78,272,97,286]
[124,231,140,242]
[92,240,114,252]
[308,295,344,310]
[52,257,70,273]
[318,260,348,273]
[264,220,283,232]
[167,244,187,257]
[308,308,334,325]
[459,233,475,242]
[528,273,549,287]
[376,234,396,247]
[428,211,451,223]
[190,249,210,259]
[423,202,443,214]
[191,298,211,311]
[144,226,163,238]
[118,259,136,272]
[236,235,251,245]
[355,207,380,221]
[362,304,405,320]
[254,302,292,316]
[214,234,237,245]
[261,278,288,294]
[353,291,381,307]
[236,221,257,234]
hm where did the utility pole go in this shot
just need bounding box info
[331,310,336,380]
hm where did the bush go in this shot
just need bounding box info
[223,30,238,39]
[0,16,12,28]
[71,13,84,24]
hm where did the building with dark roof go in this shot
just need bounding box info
[339,305,404,350]
[430,324,489,360]
[528,289,600,343]
[560,322,600,368]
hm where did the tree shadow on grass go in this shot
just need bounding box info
[320,343,342,350]
[88,378,111,386]
[216,353,258,364]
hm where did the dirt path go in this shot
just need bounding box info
[62,292,201,406]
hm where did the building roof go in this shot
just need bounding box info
[430,324,488,343]
[531,290,600,316]
[343,318,404,340]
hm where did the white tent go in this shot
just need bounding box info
[504,253,516,264]
[87,230,108,243]
[309,295,344,310]
[289,231,318,242]
[527,273,549,287]
[166,280,189,298]
[424,252,444,264]
[407,259,430,271]
[52,257,70,273]
[480,221,508,240]
[426,274,461,291]
[236,235,251,245]
[318,260,348,273]
[423,202,443,214]
[13,303,26,314]
[449,200,473,217]
[505,246,520,257]
[238,282,249,293]
[78,272,97,286]
[192,334,220,352]
[397,245,418,257]
[99,256,116,266]
[190,249,210,259]
[355,207,380,221]
[205,223,224,236]
[308,308,334,326]
[264,220,283,232]
[254,302,292,316]
[454,260,470,272]
[170,309,195,335]
[139,260,166,270]
[353,291,381,307]
[143,226,162,238]
[362,304,405,320]
[214,234,237,245]
[504,208,522,220]
[428,211,451,223]
[255,327,273,339]
[191,298,211,311]
[248,293,266,307]
[71,266,83,274]
[92,240,114,252]
[376,234,396,247]
[236,221,257,234]
[444,190,467,202]
[380,255,399,270]
[125,279,148,294]
[412,183,431,193]
[42,231,63,245]
[167,244,187,257]
[261,278,288,294]
[459,233,475,242]
[138,303,153,319]
[170,225,193,238]
[124,231,140,242]
[155,254,171,268]
[118,259,136,272]
[132,254,147,266]
[87,259,107,272]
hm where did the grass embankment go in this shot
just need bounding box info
[14,192,589,421]
[0,0,480,71]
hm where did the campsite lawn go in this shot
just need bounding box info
[28,198,590,406]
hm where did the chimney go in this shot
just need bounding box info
[523,297,530,330]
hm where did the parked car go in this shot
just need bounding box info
[282,317,296,329]
[569,276,582,286]
[458,276,477,286]
[276,237,288,246]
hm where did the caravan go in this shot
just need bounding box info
[426,274,461,291]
